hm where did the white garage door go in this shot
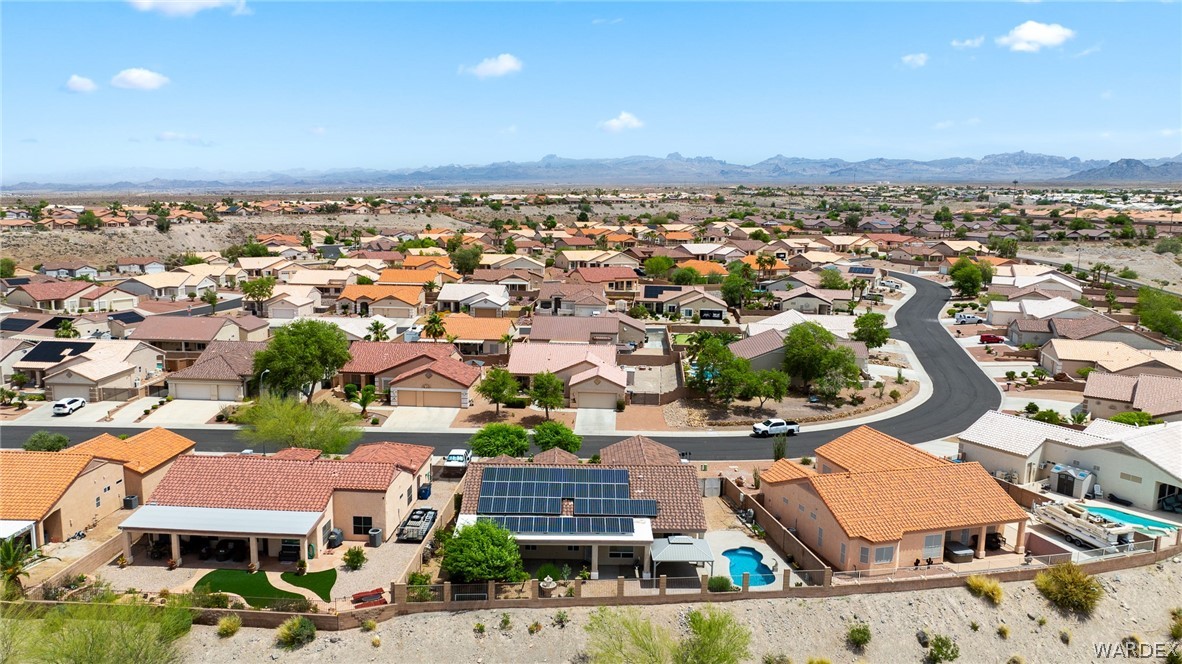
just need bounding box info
[397,389,461,408]
[50,384,91,400]
[576,391,618,409]
[217,384,240,400]
[172,382,218,400]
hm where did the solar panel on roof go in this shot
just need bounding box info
[478,516,635,535]
[0,317,38,332]
[848,266,875,275]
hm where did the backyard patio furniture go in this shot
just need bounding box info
[354,598,387,609]
[351,587,385,604]
[1108,493,1134,507]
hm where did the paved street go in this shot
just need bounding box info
[0,273,1001,460]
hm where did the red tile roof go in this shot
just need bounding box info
[271,448,323,461]
[570,267,639,283]
[71,428,196,474]
[599,435,681,465]
[346,442,433,474]
[0,451,98,520]
[815,426,950,473]
[388,358,482,387]
[14,281,96,302]
[340,341,457,375]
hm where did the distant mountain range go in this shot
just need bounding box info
[6,151,1181,193]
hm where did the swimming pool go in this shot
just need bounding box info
[1086,506,1179,534]
[722,547,776,586]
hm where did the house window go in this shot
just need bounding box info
[839,543,847,565]
[352,516,373,535]
[809,511,816,520]
[817,528,823,548]
[103,486,110,493]
[798,504,805,512]
[859,547,869,565]
[781,497,790,505]
[95,497,101,507]
[874,546,894,564]
[407,487,413,505]
[1119,472,1143,484]
[821,465,831,474]
[322,521,332,544]
[923,534,942,559]
[567,545,582,552]
[608,546,633,559]
[523,545,537,551]
[681,308,693,318]
[665,304,676,314]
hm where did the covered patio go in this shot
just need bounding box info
[651,535,715,578]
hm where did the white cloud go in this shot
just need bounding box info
[65,75,97,93]
[592,18,623,25]
[599,111,644,133]
[156,131,212,147]
[1073,44,1102,58]
[951,36,985,49]
[308,126,326,136]
[459,53,523,79]
[111,68,170,90]
[933,120,955,131]
[127,0,249,17]
[996,20,1075,52]
[901,53,929,68]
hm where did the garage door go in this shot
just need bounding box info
[398,390,460,408]
[217,384,240,400]
[576,391,618,409]
[172,382,217,400]
[50,384,90,400]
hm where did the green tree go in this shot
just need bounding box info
[813,346,860,405]
[54,320,80,338]
[241,276,276,315]
[720,272,751,309]
[1,537,56,599]
[77,210,101,230]
[23,430,70,452]
[671,267,701,285]
[155,214,171,233]
[532,420,581,453]
[527,371,565,419]
[469,422,529,457]
[819,269,848,290]
[781,322,836,389]
[745,370,789,408]
[364,320,389,341]
[441,520,526,583]
[949,257,984,297]
[677,605,752,664]
[503,237,516,254]
[450,245,483,275]
[851,312,890,349]
[476,367,519,416]
[1135,288,1182,340]
[422,310,448,341]
[236,396,361,454]
[200,289,219,308]
[351,384,378,416]
[342,546,367,570]
[355,275,375,285]
[1109,411,1160,427]
[0,257,15,278]
[643,255,675,277]
[254,319,351,403]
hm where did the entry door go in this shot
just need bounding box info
[1057,473,1075,496]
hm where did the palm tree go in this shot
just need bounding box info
[422,311,446,341]
[850,278,868,301]
[500,333,515,352]
[54,320,79,339]
[1,538,54,599]
[421,280,438,295]
[365,320,389,342]
[755,254,777,279]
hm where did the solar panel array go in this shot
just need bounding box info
[573,498,658,517]
[479,515,635,535]
[848,266,875,275]
[483,467,629,484]
[477,496,562,515]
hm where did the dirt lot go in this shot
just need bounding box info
[1021,243,1182,293]
[664,380,918,430]
[451,396,576,430]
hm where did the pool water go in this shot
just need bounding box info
[722,547,776,586]
[1086,506,1179,534]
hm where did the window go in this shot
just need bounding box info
[859,547,869,565]
[406,487,413,505]
[960,529,970,544]
[352,516,373,535]
[821,465,831,474]
[682,308,693,318]
[923,534,942,558]
[839,543,847,565]
[781,497,790,505]
[103,486,110,493]
[798,504,805,512]
[523,545,537,551]
[608,546,633,559]
[817,527,823,548]
[322,521,332,544]
[809,512,817,520]
[665,304,676,314]
[567,545,582,552]
[95,497,101,507]
[1119,472,1143,484]
[874,546,894,564]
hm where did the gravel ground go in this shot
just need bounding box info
[177,557,1182,663]
[1021,244,1182,292]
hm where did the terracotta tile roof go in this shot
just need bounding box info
[469,269,537,283]
[678,259,729,276]
[271,448,323,460]
[1050,315,1123,340]
[71,428,196,474]
[0,451,97,520]
[599,435,681,466]
[340,341,456,375]
[168,340,268,381]
[378,267,459,284]
[537,282,607,304]
[461,460,706,533]
[389,357,482,387]
[346,442,433,474]
[129,316,231,342]
[528,316,624,342]
[806,462,1028,542]
[438,313,515,341]
[149,455,400,512]
[570,267,639,283]
[533,448,579,464]
[339,284,423,306]
[507,342,616,375]
[739,255,790,271]
[762,459,816,483]
[815,426,950,473]
[14,281,96,302]
[402,255,453,269]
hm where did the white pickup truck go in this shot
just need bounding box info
[752,419,801,437]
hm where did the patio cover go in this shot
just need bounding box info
[651,535,714,575]
[0,520,37,546]
[120,506,320,538]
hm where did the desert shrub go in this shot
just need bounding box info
[1034,563,1103,616]
[553,610,570,628]
[847,623,871,650]
[503,395,528,408]
[965,575,1003,605]
[970,621,979,631]
[707,576,737,592]
[361,619,377,632]
[371,635,381,647]
[474,622,486,635]
[500,612,512,630]
[997,624,1010,639]
[928,634,960,662]
[343,545,367,570]
[762,656,792,664]
[535,562,563,581]
[275,615,316,649]
[528,621,543,635]
[270,597,314,613]
[217,614,241,638]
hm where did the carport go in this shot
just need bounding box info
[120,505,323,568]
[650,535,714,577]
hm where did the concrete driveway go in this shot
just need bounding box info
[382,407,461,432]
[574,408,617,435]
[140,400,237,426]
[15,400,121,426]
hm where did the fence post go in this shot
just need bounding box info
[782,570,791,590]
[487,580,496,601]
[700,574,709,596]
[574,579,582,598]
[392,583,407,606]
[616,576,625,597]
[742,572,750,593]
[659,575,667,596]
[529,579,538,600]
[443,581,451,606]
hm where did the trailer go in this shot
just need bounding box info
[1033,501,1135,551]
[396,508,438,543]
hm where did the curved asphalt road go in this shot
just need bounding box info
[0,273,1000,460]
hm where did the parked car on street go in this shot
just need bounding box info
[955,312,985,324]
[752,418,800,437]
[979,334,1005,344]
[52,398,87,415]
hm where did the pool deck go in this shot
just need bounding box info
[704,530,796,591]
[1079,499,1182,532]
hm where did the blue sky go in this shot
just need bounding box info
[3,1,1180,180]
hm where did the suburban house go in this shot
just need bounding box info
[567,266,641,294]
[283,270,359,306]
[507,343,624,408]
[118,443,434,566]
[1039,340,1182,379]
[415,314,515,355]
[129,316,269,371]
[772,286,851,315]
[38,339,167,401]
[761,426,1029,573]
[468,269,543,293]
[0,338,34,383]
[260,285,321,319]
[477,254,547,274]
[787,251,844,271]
[986,297,1092,327]
[637,285,729,321]
[78,286,140,312]
[70,428,197,503]
[5,282,100,313]
[235,256,291,279]
[730,328,868,373]
[0,451,126,547]
[377,267,460,288]
[1083,373,1182,423]
[39,261,100,280]
[528,313,646,346]
[118,272,217,301]
[116,257,167,275]
[166,340,269,400]
[337,284,424,318]
[435,284,510,317]
[1007,314,1171,350]
[534,283,609,317]
[958,411,1181,511]
[456,435,706,579]
[177,263,245,289]
[553,250,639,272]
[337,341,480,408]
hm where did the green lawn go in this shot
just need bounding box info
[194,569,302,608]
[279,569,337,602]
[673,333,691,345]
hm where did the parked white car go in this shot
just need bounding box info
[52,398,87,415]
[752,418,800,437]
[955,312,985,324]
[880,279,903,290]
[444,449,472,470]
